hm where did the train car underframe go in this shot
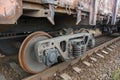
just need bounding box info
[0,14,97,73]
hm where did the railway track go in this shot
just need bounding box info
[22,36,120,80]
[0,35,119,80]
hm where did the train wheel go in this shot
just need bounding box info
[18,31,52,74]
[79,28,95,48]
[79,28,90,33]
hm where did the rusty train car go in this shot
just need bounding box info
[0,0,120,73]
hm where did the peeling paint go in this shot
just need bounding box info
[98,0,114,14]
[0,0,19,17]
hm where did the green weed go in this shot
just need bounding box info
[112,69,120,80]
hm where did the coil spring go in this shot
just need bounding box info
[72,44,85,57]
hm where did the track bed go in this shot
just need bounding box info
[23,35,120,80]
[51,38,120,80]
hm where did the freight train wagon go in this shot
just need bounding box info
[0,0,119,73]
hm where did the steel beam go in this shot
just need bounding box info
[89,0,98,25]
[111,0,119,25]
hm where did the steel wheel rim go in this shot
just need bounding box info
[18,31,52,74]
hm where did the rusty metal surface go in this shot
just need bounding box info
[23,0,90,11]
[22,0,120,25]
[57,0,90,9]
[0,0,22,24]
[111,0,119,25]
[22,36,120,80]
[23,0,114,15]
[0,0,120,24]
[89,0,98,25]
[19,31,52,73]
[98,0,114,15]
